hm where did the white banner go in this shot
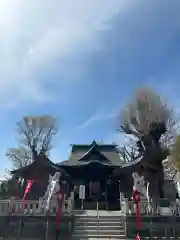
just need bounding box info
[42,172,61,210]
[177,181,180,198]
[45,180,57,210]
[79,185,85,199]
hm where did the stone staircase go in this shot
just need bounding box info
[72,210,126,239]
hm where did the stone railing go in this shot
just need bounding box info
[121,199,180,216]
[0,197,73,216]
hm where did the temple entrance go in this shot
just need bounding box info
[88,180,100,200]
[74,181,107,210]
[106,179,120,210]
[72,161,121,210]
[83,180,107,210]
[74,179,120,210]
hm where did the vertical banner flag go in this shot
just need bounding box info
[132,172,144,240]
[132,189,140,240]
[42,171,64,238]
[45,178,57,210]
[20,180,34,209]
[44,172,61,211]
[56,193,64,232]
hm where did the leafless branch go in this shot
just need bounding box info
[16,115,57,160]
[117,87,179,163]
[6,147,31,170]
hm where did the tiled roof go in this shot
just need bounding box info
[58,141,122,167]
[11,154,66,178]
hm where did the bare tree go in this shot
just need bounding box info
[117,135,140,162]
[118,87,178,162]
[170,135,180,170]
[115,87,180,200]
[7,115,57,171]
[117,140,138,162]
[16,115,57,161]
[5,115,57,199]
[6,147,31,170]
[161,114,180,148]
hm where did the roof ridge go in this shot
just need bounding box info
[78,144,109,161]
[71,141,117,148]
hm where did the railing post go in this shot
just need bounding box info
[70,191,74,210]
[68,197,74,215]
[121,198,129,215]
[0,201,2,215]
[32,201,37,213]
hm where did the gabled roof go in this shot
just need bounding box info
[71,141,118,151]
[58,141,122,167]
[78,143,109,162]
[11,153,66,179]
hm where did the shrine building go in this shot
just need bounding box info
[11,140,177,210]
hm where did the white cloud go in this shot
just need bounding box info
[0,0,126,109]
[49,149,63,164]
[104,131,131,146]
[77,106,120,129]
[77,111,104,129]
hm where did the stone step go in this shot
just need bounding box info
[72,238,125,240]
[74,216,123,218]
[15,238,45,240]
[73,214,125,239]
[72,234,125,239]
[74,214,122,217]
[73,210,122,216]
[75,220,124,224]
[74,219,125,226]
[74,217,123,221]
[74,229,125,235]
[72,237,178,240]
[74,222,124,226]
[75,225,124,230]
[75,214,123,217]
[74,218,124,221]
[73,212,122,216]
[74,223,124,228]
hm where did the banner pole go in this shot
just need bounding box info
[81,198,83,210]
[45,211,49,240]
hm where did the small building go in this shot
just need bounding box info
[11,140,178,209]
[57,141,124,209]
[11,141,126,207]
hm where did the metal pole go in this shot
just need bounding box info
[97,201,99,239]
[125,220,127,240]
[81,198,83,210]
[164,226,167,239]
[105,185,108,210]
[173,227,176,239]
[119,180,121,211]
[45,212,49,240]
[149,219,152,240]
[17,219,22,240]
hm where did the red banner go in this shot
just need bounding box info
[20,180,34,209]
[56,193,64,231]
[132,190,141,240]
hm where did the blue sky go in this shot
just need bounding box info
[1,0,180,177]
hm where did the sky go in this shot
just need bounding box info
[0,0,180,178]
